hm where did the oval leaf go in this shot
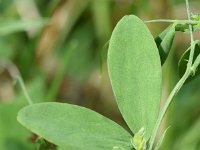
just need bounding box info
[108,15,162,140]
[178,41,200,83]
[17,102,133,150]
[155,24,176,65]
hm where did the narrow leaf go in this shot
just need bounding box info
[155,24,176,65]
[17,102,133,150]
[154,126,170,150]
[108,15,162,140]
[178,41,200,83]
[0,19,48,35]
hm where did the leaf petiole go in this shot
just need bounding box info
[145,19,200,25]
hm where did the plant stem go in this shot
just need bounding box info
[145,19,200,24]
[148,68,192,150]
[148,1,196,149]
[148,48,200,150]
[16,75,33,105]
[186,0,195,68]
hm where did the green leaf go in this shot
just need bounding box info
[178,40,200,83]
[0,19,48,35]
[155,24,176,65]
[17,102,133,150]
[108,15,162,140]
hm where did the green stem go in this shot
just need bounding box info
[148,1,196,149]
[16,75,33,105]
[145,19,200,24]
[186,0,195,67]
[148,67,192,150]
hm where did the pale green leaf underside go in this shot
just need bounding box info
[108,15,162,140]
[155,24,175,65]
[17,102,133,150]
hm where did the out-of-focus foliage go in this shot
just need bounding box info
[0,76,46,150]
[0,0,200,149]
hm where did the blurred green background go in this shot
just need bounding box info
[0,0,200,149]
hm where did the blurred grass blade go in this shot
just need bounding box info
[0,19,48,35]
[91,0,112,44]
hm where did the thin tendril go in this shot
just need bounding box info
[186,0,195,68]
[145,19,200,24]
[16,75,33,105]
